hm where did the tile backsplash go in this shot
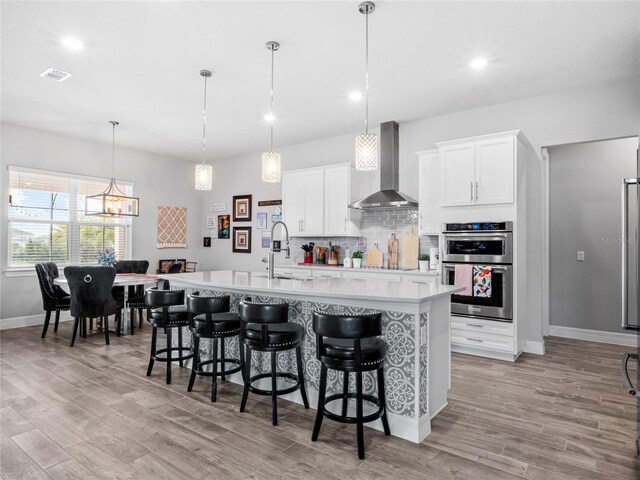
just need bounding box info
[288,209,438,267]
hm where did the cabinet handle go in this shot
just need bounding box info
[298,219,302,232]
[344,217,347,232]
[466,337,484,343]
[301,219,304,231]
[465,323,484,328]
[475,181,479,201]
[470,182,473,201]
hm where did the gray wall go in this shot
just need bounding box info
[549,137,638,334]
[0,123,206,321]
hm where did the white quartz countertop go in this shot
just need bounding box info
[158,270,461,304]
[274,263,440,276]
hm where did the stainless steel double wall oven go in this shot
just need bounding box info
[442,222,513,322]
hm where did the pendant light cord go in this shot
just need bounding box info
[270,46,275,151]
[202,74,208,165]
[111,122,116,179]
[364,8,370,135]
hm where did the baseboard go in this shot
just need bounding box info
[0,312,73,330]
[548,325,638,347]
[524,340,545,355]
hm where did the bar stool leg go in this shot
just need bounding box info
[211,337,219,402]
[220,338,226,381]
[356,371,365,459]
[90,318,93,331]
[271,351,278,425]
[147,326,157,376]
[70,317,79,347]
[166,328,173,384]
[138,309,144,328]
[296,346,309,409]
[188,336,200,392]
[178,327,184,367]
[240,346,252,412]
[238,337,246,383]
[342,371,349,417]
[130,309,135,335]
[311,364,327,441]
[103,316,110,345]
[377,367,391,435]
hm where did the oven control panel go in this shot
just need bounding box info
[443,221,512,232]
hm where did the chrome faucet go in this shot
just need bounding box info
[268,221,290,279]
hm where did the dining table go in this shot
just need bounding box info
[54,273,160,335]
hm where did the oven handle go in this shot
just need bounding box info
[443,265,510,271]
[443,232,510,238]
[622,353,638,396]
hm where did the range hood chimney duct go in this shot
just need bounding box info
[349,121,418,210]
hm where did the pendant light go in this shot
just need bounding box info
[354,1,378,171]
[195,69,213,190]
[86,121,140,217]
[261,41,281,183]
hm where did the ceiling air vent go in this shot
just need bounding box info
[39,67,72,82]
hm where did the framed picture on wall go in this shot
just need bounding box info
[232,227,252,253]
[233,194,252,222]
[217,215,230,239]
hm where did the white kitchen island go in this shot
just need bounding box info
[158,270,462,443]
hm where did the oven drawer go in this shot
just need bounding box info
[451,316,514,336]
[451,328,514,352]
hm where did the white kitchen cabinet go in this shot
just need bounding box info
[474,136,514,205]
[282,163,359,237]
[437,132,516,207]
[282,169,324,236]
[439,143,475,207]
[416,149,440,234]
[324,164,358,236]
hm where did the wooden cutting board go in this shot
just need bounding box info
[401,227,419,270]
[367,243,384,268]
[388,233,398,270]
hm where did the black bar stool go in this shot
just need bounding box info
[311,309,390,459]
[186,293,243,402]
[145,287,193,384]
[239,299,309,425]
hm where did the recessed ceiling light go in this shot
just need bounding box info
[61,37,84,51]
[263,112,276,123]
[470,58,488,70]
[349,91,363,101]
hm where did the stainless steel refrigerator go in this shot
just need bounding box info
[621,145,640,463]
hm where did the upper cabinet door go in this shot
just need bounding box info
[323,164,351,235]
[439,142,475,206]
[474,136,515,205]
[282,171,305,234]
[301,169,324,235]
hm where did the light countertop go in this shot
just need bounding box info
[158,270,461,304]
[275,263,440,276]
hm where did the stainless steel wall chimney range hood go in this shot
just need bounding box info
[349,121,418,210]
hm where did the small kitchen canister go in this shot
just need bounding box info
[429,247,440,270]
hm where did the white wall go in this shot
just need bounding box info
[0,123,206,321]
[201,75,640,347]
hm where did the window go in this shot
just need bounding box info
[8,167,132,268]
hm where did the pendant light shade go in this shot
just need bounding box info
[261,41,282,183]
[86,121,140,217]
[261,151,281,182]
[195,69,213,191]
[355,1,378,172]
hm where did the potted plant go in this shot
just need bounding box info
[352,251,363,269]
[418,253,430,272]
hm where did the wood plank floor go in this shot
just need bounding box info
[1,322,637,479]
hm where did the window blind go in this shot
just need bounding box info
[8,167,133,267]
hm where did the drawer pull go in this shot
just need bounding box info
[466,323,484,328]
[466,337,484,343]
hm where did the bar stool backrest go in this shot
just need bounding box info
[145,287,185,308]
[313,310,382,368]
[238,300,288,324]
[187,294,230,315]
[64,266,119,318]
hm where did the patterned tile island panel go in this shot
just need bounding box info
[172,288,423,418]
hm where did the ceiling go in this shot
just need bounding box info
[2,1,639,162]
